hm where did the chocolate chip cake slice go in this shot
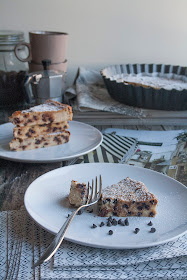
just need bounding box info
[13,121,69,139]
[69,180,88,207]
[9,99,73,127]
[98,177,158,217]
[9,131,70,151]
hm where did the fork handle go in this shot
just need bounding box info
[32,205,84,268]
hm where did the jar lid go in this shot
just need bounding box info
[0,30,25,45]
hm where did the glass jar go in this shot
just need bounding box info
[0,30,28,106]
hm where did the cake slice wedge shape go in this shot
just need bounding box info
[98,177,158,217]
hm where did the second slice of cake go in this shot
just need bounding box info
[98,177,158,217]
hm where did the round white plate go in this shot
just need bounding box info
[0,121,103,163]
[24,163,187,249]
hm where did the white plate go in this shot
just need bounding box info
[24,163,187,249]
[0,121,103,163]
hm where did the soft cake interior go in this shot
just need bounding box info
[98,177,158,217]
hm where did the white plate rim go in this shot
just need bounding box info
[24,163,187,249]
[0,121,103,163]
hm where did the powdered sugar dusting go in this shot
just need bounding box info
[102,177,156,202]
[114,73,187,91]
[22,103,62,113]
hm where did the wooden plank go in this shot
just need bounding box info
[0,159,62,211]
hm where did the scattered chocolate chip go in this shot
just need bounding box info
[106,198,111,202]
[147,221,153,226]
[77,210,82,215]
[123,204,129,209]
[108,230,113,235]
[145,205,150,210]
[120,221,125,226]
[150,227,156,233]
[107,216,113,222]
[127,211,132,216]
[99,222,105,227]
[137,206,143,210]
[112,219,117,226]
[91,224,97,228]
[134,228,140,234]
[107,221,112,227]
[132,200,136,204]
[113,212,117,216]
[125,218,129,226]
[113,199,118,204]
[118,219,122,224]
[137,212,142,217]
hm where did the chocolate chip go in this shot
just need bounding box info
[120,221,125,226]
[118,219,122,224]
[99,222,105,227]
[134,228,140,234]
[35,139,41,144]
[150,200,155,205]
[125,218,129,226]
[14,118,20,124]
[103,200,107,204]
[54,136,61,144]
[107,221,112,227]
[123,204,129,209]
[149,212,154,217]
[91,224,97,228]
[137,212,142,217]
[29,128,35,134]
[137,206,143,210]
[147,221,153,226]
[106,198,111,202]
[132,200,136,204]
[113,212,117,216]
[113,199,118,204]
[150,227,156,233]
[25,132,31,137]
[112,219,117,226]
[108,230,113,235]
[127,211,132,216]
[107,216,113,222]
[145,205,150,210]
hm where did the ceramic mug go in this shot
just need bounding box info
[14,31,68,72]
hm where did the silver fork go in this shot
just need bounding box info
[32,175,102,268]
